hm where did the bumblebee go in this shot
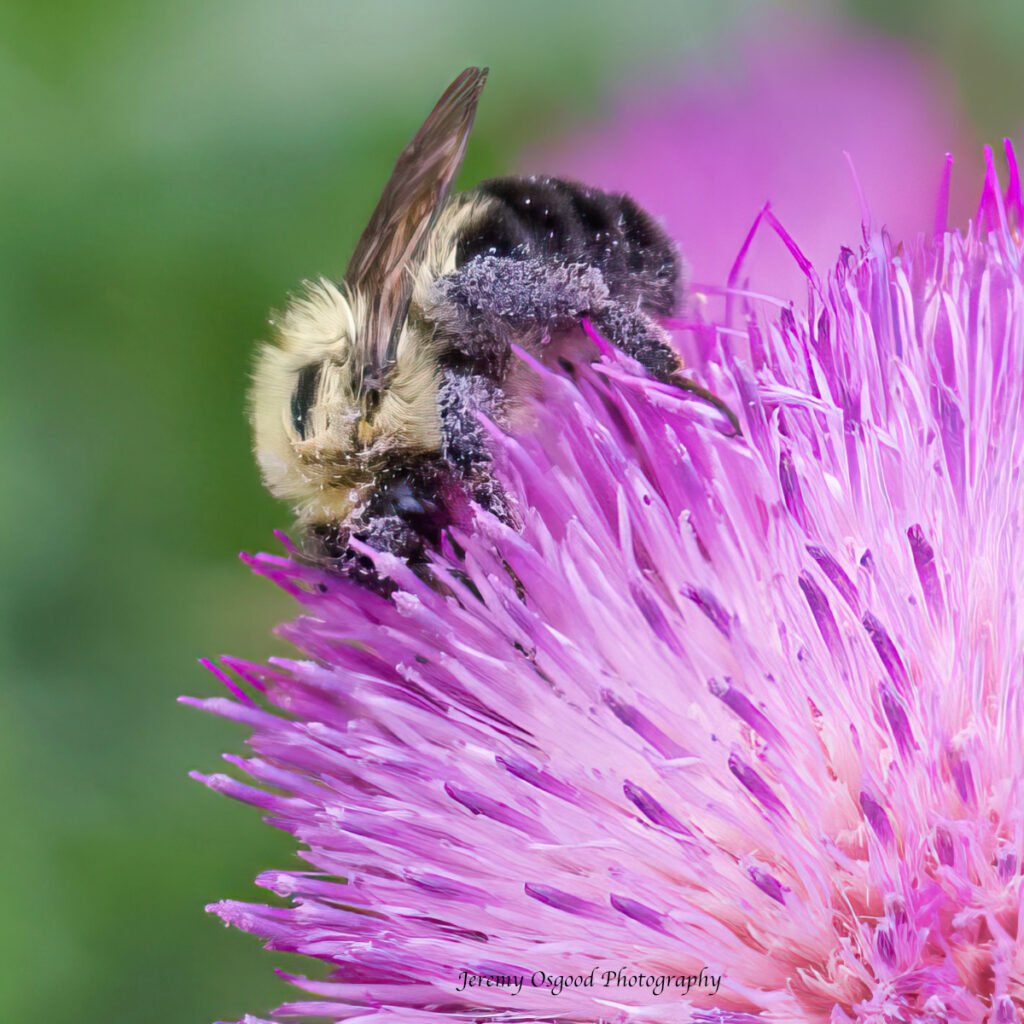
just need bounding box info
[250,67,733,577]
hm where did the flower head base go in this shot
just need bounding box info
[188,145,1024,1023]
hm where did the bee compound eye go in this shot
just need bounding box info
[291,362,322,439]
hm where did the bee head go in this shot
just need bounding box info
[249,277,442,526]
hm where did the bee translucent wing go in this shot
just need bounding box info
[346,66,488,380]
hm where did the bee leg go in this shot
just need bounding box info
[590,303,742,435]
[437,366,519,526]
[437,367,500,472]
[589,304,680,381]
[430,255,610,372]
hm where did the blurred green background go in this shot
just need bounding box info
[1,1,1020,1021]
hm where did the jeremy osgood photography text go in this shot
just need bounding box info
[455,965,723,998]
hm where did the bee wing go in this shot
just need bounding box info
[345,66,488,380]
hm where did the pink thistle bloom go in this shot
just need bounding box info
[187,142,1024,1023]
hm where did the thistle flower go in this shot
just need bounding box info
[187,140,1024,1024]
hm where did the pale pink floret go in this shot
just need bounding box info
[187,145,1024,1024]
